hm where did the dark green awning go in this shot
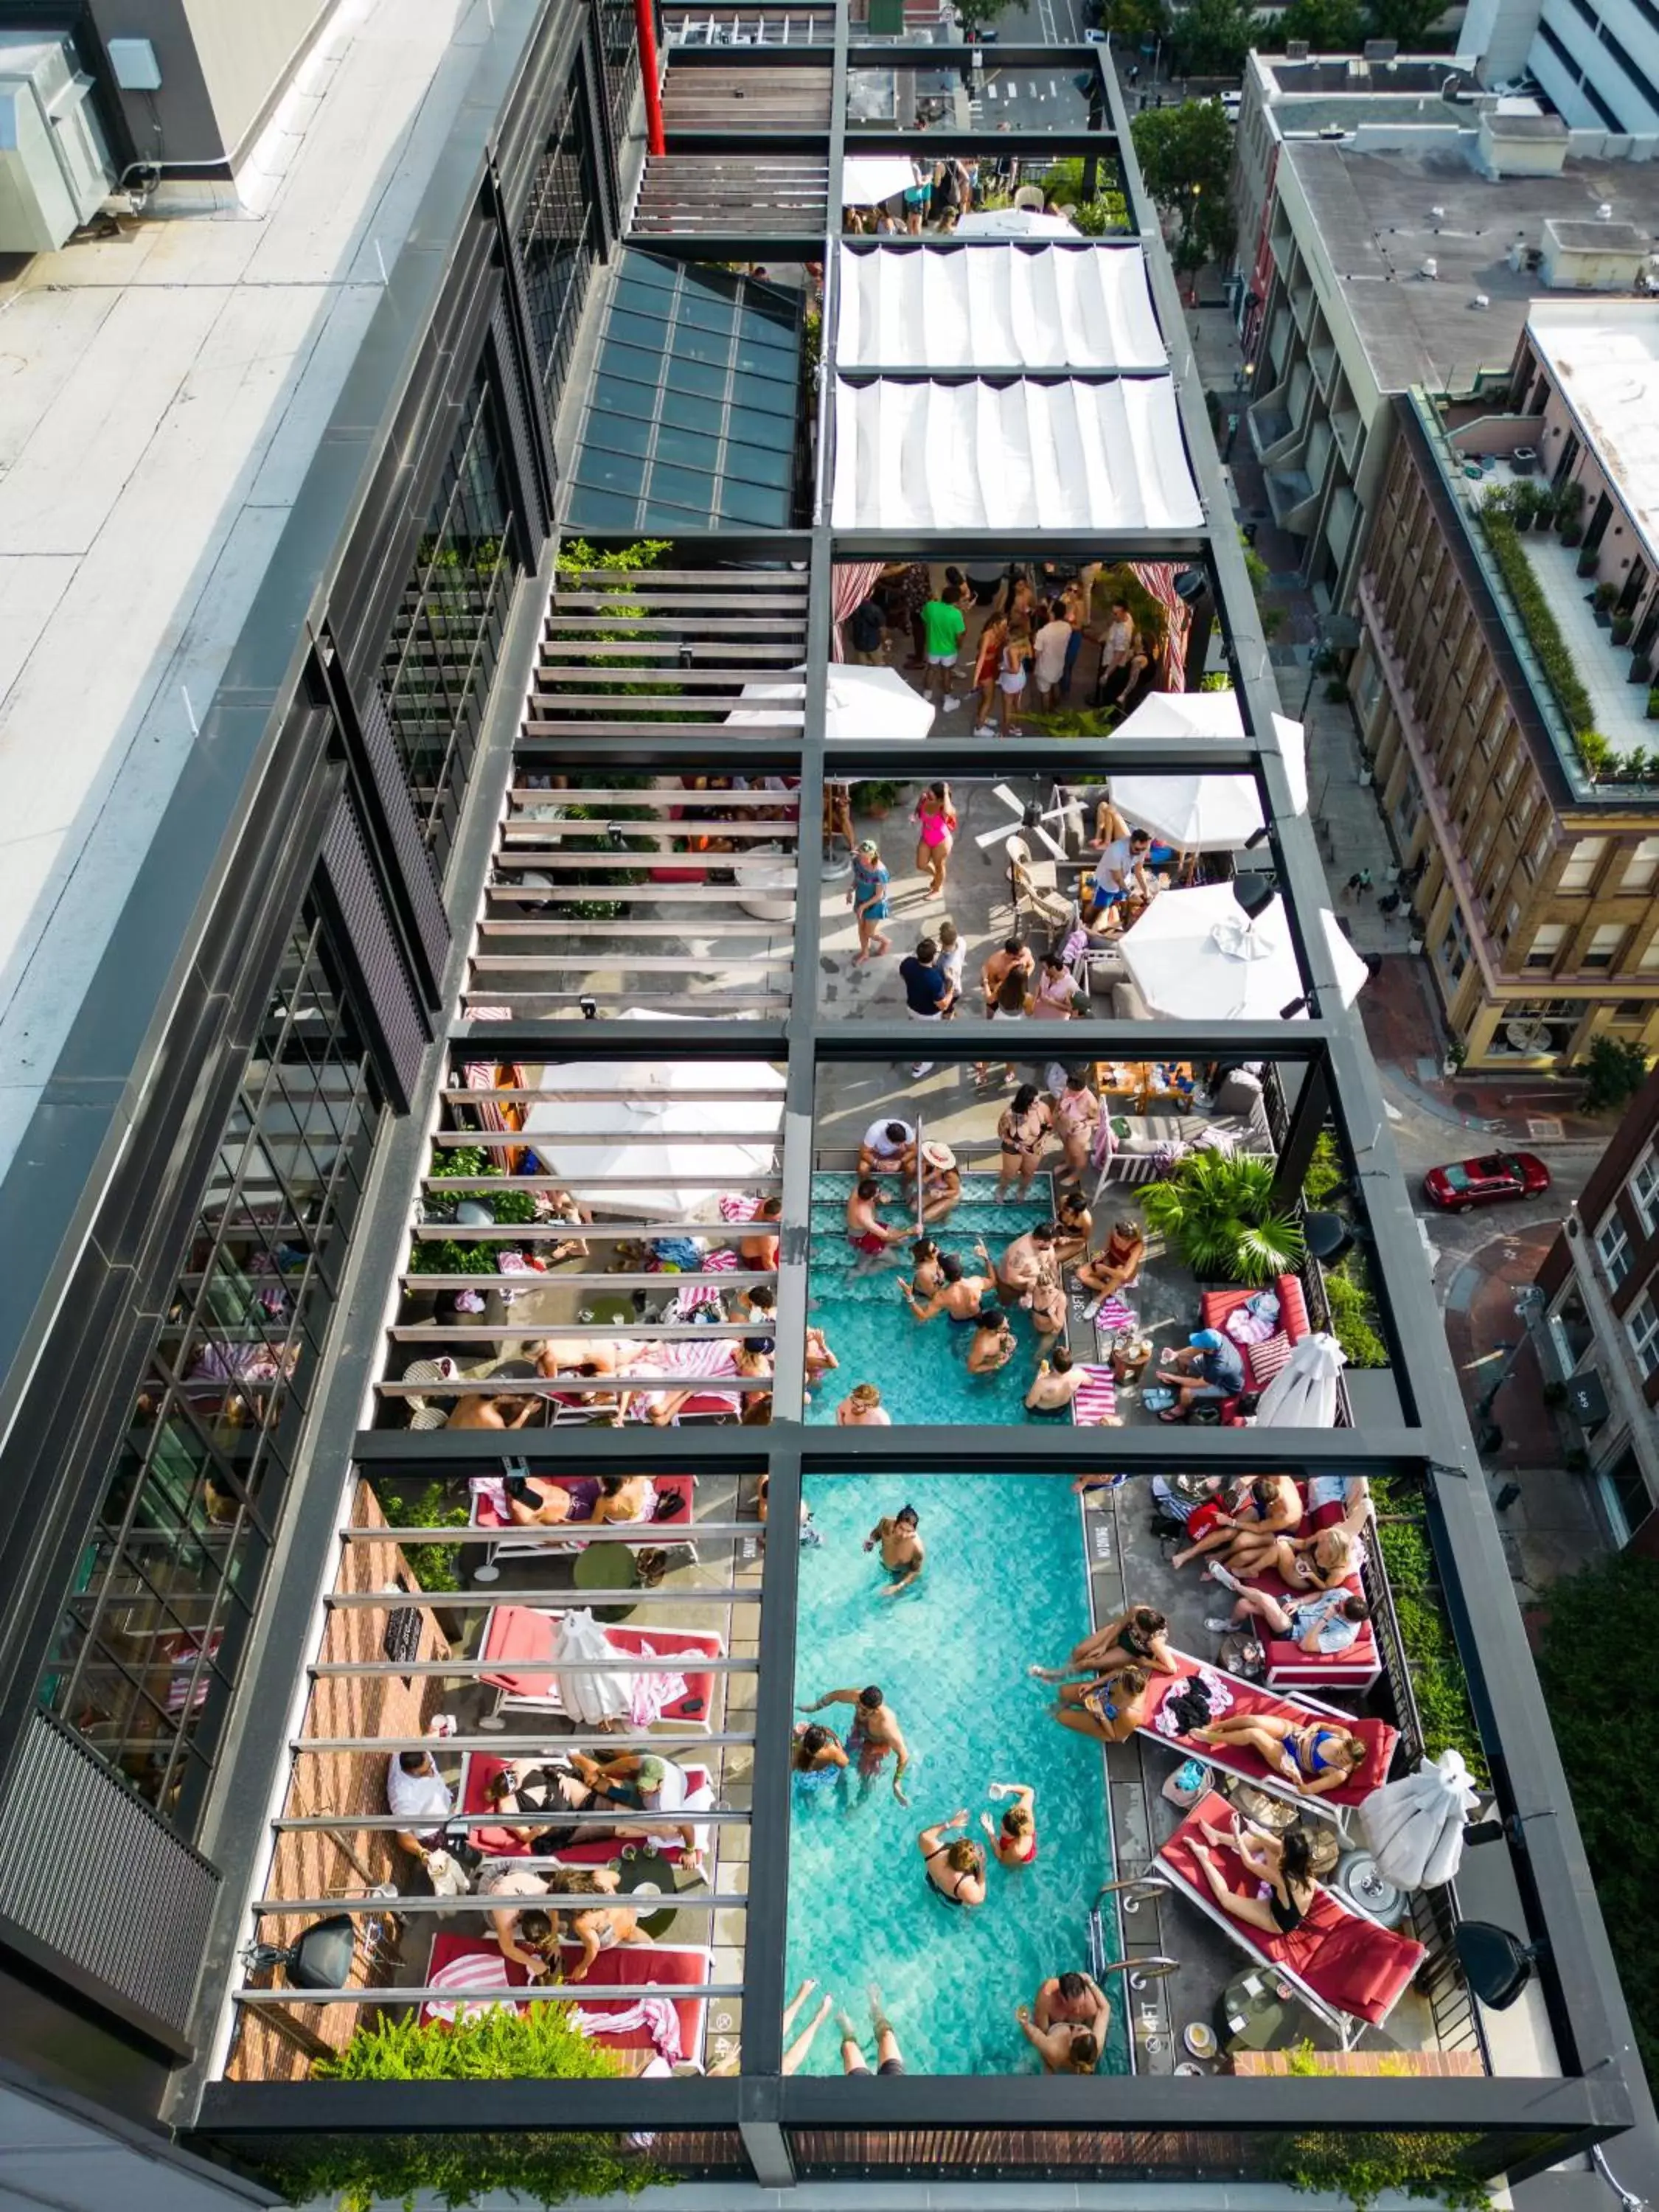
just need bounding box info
[566,254,803,531]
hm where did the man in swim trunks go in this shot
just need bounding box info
[798,1683,910,1803]
[1026,1346,1086,1417]
[838,1984,907,2076]
[902,1251,992,1324]
[993,1222,1059,1310]
[864,1503,925,1596]
[846,1178,909,1272]
[1033,1969,1112,2043]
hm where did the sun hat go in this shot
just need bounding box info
[922,1141,956,1169]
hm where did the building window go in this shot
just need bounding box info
[36,918,380,1833]
[1584,922,1627,971]
[1632,1147,1659,1235]
[1559,837,1602,892]
[1621,837,1659,894]
[1439,903,1472,985]
[1641,938,1659,972]
[1596,1211,1632,1287]
[1626,1291,1659,1380]
[380,361,518,878]
[518,77,601,418]
[1526,922,1567,970]
[1610,1001,1654,1027]
[597,0,641,157]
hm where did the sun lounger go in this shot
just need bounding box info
[424,1933,712,2064]
[1237,1477,1379,1689]
[1154,1790,1424,2045]
[1139,1652,1397,1822]
[469,1473,695,1581]
[461,1752,713,1863]
[479,1604,723,1731]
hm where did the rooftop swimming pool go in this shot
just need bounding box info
[807,1172,1060,1425]
[785,1472,1127,2076]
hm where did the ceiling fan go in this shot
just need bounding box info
[973,782,1079,865]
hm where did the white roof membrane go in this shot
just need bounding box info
[835,242,1167,372]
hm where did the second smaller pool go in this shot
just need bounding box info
[807,1172,1062,1425]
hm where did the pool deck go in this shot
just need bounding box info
[1085,1485,1439,2067]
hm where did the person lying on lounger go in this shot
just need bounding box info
[1170,1475,1302,1569]
[1191,1812,1316,1935]
[1192,1714,1368,1798]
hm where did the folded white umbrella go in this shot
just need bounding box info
[1357,1750,1483,1890]
[552,1609,630,1726]
[1107,771,1265,852]
[524,1049,785,1217]
[955,206,1079,237]
[843,154,920,206]
[1252,1329,1346,1427]
[724,664,935,742]
[1118,883,1369,1019]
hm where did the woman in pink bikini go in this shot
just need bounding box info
[980,1781,1038,1867]
[913,780,958,900]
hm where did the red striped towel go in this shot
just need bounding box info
[1072,1365,1119,1426]
[717,1194,762,1222]
[1093,1295,1135,1334]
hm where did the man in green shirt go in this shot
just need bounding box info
[919,591,967,710]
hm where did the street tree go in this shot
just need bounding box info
[1267,0,1366,48]
[1365,0,1450,43]
[1165,0,1261,77]
[1130,99,1238,271]
[953,0,1012,34]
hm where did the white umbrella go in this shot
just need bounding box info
[1118,883,1369,1019]
[1107,771,1265,852]
[955,206,1080,237]
[843,154,920,206]
[523,1045,785,1217]
[1357,1750,1483,1889]
[723,664,935,742]
[1252,1329,1346,1427]
[1110,692,1309,816]
[552,1610,631,1726]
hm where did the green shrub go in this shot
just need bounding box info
[1576,1032,1651,1113]
[1197,670,1234,692]
[260,2006,661,2211]
[1141,1151,1304,1286]
[369,1478,470,1591]
[1279,2129,1492,2212]
[408,1239,498,1278]
[1375,1520,1489,1788]
[430,1144,494,1181]
[1534,1551,1659,2082]
[487,1187,538,1225]
[1301,1131,1343,1207]
[1323,1260,1388,1368]
[1478,510,1596,751]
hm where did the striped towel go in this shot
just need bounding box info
[1071,1365,1119,1426]
[716,1194,762,1222]
[703,1245,741,1270]
[1093,1295,1135,1334]
[425,1951,523,2022]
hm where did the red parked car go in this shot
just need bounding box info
[1422,1152,1551,1211]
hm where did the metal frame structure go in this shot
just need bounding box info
[63,0,1647,2197]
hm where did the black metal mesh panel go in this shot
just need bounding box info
[355,679,451,1006]
[318,792,428,1113]
[490,295,551,557]
[0,1713,219,2037]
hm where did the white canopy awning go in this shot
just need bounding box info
[831,377,1202,531]
[723,664,935,742]
[836,243,1165,371]
[1112,690,1309,814]
[1107,771,1265,851]
[954,207,1080,238]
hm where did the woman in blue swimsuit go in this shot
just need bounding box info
[1194,1713,1368,1800]
[1051,1664,1150,1746]
[793,1722,849,1796]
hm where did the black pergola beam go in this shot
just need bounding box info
[624,232,828,260]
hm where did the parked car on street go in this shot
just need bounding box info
[1422,1152,1551,1211]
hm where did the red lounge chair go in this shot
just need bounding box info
[479,1604,723,1730]
[423,1933,712,2063]
[1155,1791,1425,2042]
[1139,1652,1397,1823]
[460,1753,712,1863]
[470,1473,695,1581]
[1237,1478,1380,1690]
[1198,1271,1310,1392]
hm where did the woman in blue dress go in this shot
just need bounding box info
[850,838,891,965]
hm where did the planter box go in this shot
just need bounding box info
[1231,2051,1485,2079]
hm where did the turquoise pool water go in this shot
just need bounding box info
[785,1473,1127,2077]
[807,1172,1061,1426]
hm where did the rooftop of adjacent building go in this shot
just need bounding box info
[1528,297,1659,561]
[1276,133,1659,400]
[0,0,492,1183]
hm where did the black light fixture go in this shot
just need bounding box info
[1279,992,1312,1020]
[1301,1210,1352,1263]
[580,994,597,1021]
[1454,1919,1545,2011]
[1245,824,1273,850]
[1231,872,1276,922]
[243,1913,357,1992]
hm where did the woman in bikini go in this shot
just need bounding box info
[792,1722,849,1796]
[1054,1071,1101,1179]
[997,628,1030,737]
[979,1782,1038,1867]
[1191,1814,1315,1937]
[918,1812,987,1907]
[1077,1218,1145,1307]
[996,1083,1051,1201]
[1052,1663,1150,1745]
[913,781,958,901]
[557,1868,652,1983]
[1031,1604,1174,1683]
[1192,1714,1368,1801]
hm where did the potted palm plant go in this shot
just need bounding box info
[1140,1151,1305,1288]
